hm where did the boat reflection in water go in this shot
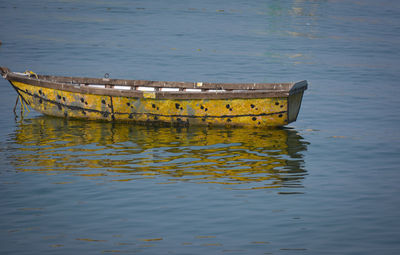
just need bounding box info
[11,116,309,190]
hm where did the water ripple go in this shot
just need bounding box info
[8,116,309,190]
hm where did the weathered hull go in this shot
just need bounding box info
[2,67,307,127]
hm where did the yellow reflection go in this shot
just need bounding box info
[11,116,308,189]
[140,238,163,242]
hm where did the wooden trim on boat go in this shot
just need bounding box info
[34,74,295,90]
[1,68,307,100]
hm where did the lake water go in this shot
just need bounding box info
[1,0,400,254]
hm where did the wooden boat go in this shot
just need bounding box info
[0,66,307,127]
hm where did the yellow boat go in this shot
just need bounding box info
[0,66,307,127]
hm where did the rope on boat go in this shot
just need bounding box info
[24,70,38,79]
[20,95,30,114]
[14,95,30,117]
[13,96,19,113]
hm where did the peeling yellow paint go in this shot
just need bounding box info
[143,92,156,99]
[11,81,293,127]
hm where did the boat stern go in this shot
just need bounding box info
[287,80,307,123]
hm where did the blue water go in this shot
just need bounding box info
[1,0,400,254]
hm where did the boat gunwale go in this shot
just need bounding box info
[1,68,307,100]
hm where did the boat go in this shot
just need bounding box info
[0,66,307,127]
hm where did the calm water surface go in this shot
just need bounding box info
[1,0,400,254]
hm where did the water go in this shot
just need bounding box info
[1,0,400,254]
